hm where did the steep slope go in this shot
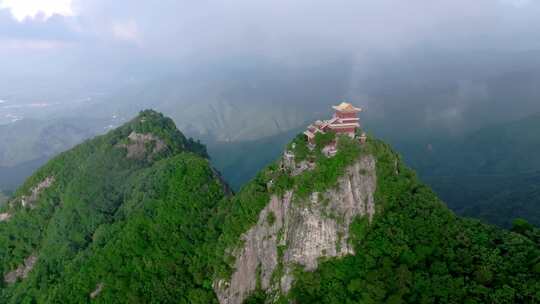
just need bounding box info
[0,158,48,194]
[214,155,377,303]
[0,116,121,193]
[460,179,540,228]
[207,128,303,191]
[401,112,540,227]
[0,110,227,303]
[290,140,540,304]
[1,110,538,304]
[211,133,540,303]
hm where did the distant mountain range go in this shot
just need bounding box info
[0,117,115,168]
[2,108,540,229]
[398,112,540,227]
[0,110,538,303]
[209,110,540,228]
[1,56,540,229]
[0,117,116,192]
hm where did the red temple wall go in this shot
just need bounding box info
[336,111,358,119]
[333,127,356,133]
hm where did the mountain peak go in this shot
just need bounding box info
[0,111,538,304]
[210,132,540,304]
[113,109,209,159]
[0,111,227,303]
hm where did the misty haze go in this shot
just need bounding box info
[0,1,539,303]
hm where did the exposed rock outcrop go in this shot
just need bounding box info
[118,132,167,160]
[0,212,10,222]
[17,176,55,208]
[90,282,104,299]
[214,155,377,304]
[281,151,316,176]
[4,255,38,284]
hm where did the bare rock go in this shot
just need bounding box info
[281,151,316,176]
[19,176,55,208]
[214,155,377,304]
[118,132,167,160]
[0,212,10,222]
[4,255,38,284]
[215,191,293,304]
[90,282,104,299]
[291,160,316,176]
[282,151,296,169]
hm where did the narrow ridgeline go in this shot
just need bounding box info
[0,110,229,303]
[0,111,538,304]
[211,133,540,304]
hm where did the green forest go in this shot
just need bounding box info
[0,111,538,303]
[0,111,223,303]
[399,112,540,228]
[289,139,540,303]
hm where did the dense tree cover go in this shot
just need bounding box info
[0,110,538,303]
[0,110,223,303]
[288,134,311,162]
[401,112,540,227]
[424,172,540,228]
[41,154,225,303]
[294,134,362,198]
[213,134,539,304]
[461,179,540,228]
[289,139,540,304]
[131,110,208,159]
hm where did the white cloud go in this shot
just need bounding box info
[499,0,534,7]
[0,38,67,50]
[0,0,74,22]
[112,20,140,45]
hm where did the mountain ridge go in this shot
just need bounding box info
[0,110,224,303]
[0,110,538,303]
[403,111,540,227]
[211,132,540,303]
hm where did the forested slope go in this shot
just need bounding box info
[0,110,227,303]
[290,139,540,303]
[0,110,538,304]
[399,112,540,227]
[208,131,540,303]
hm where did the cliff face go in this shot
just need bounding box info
[214,155,377,304]
[2,111,538,303]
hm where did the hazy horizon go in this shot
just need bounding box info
[1,0,540,137]
[2,0,540,192]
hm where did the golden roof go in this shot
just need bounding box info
[332,102,362,112]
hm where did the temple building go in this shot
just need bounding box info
[304,102,362,145]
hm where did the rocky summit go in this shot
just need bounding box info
[0,111,538,304]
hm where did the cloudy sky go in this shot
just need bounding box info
[2,0,540,65]
[1,0,540,135]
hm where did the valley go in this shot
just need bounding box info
[2,1,540,302]
[2,108,540,229]
[0,110,537,303]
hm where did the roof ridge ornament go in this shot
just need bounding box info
[332,102,362,113]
